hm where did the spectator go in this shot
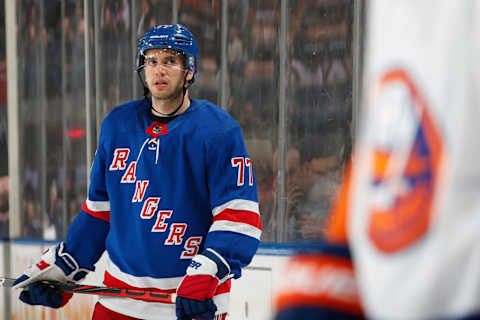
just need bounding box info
[0,176,9,238]
[228,26,244,74]
[261,146,304,242]
[23,199,42,239]
[296,131,346,240]
[193,56,218,103]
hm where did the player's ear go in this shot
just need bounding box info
[186,72,194,83]
[186,66,195,83]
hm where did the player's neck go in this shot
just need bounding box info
[151,91,191,117]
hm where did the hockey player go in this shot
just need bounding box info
[273,1,480,319]
[13,24,262,320]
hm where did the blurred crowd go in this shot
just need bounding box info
[0,2,7,238]
[218,0,352,242]
[177,0,353,242]
[3,0,353,242]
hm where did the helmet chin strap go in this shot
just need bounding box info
[146,72,191,118]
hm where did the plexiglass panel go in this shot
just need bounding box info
[11,0,356,244]
[0,0,7,238]
[17,1,88,239]
[226,1,280,242]
[285,0,353,241]
[178,0,220,104]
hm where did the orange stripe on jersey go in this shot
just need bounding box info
[82,202,110,222]
[323,161,352,244]
[273,254,363,316]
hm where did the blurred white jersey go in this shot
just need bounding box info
[344,1,480,319]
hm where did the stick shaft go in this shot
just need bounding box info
[1,277,176,304]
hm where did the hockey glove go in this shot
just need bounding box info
[13,242,90,309]
[176,248,231,320]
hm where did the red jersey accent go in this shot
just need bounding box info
[82,203,111,222]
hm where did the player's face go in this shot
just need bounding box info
[143,48,188,100]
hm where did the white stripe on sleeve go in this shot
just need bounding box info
[212,199,259,217]
[86,199,111,212]
[209,220,262,240]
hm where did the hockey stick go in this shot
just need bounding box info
[0,277,176,304]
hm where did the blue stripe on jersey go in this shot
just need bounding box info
[275,306,365,320]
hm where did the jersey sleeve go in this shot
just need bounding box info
[203,124,262,278]
[80,144,111,222]
[63,131,111,270]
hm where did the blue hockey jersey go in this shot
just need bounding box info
[65,98,262,318]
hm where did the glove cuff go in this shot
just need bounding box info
[55,242,88,281]
[187,248,230,283]
[203,249,230,281]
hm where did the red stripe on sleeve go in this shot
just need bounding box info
[213,209,262,229]
[82,202,111,222]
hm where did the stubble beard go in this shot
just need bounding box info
[151,80,185,106]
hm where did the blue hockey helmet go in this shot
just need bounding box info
[136,24,199,83]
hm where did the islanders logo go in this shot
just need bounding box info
[366,69,444,253]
